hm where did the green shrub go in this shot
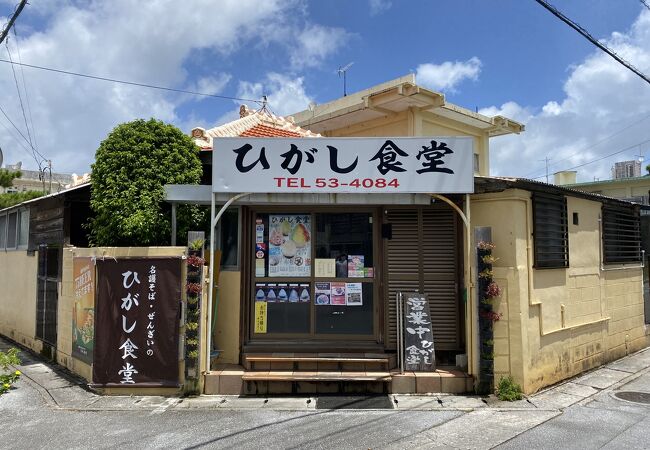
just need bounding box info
[496,376,523,401]
[0,348,21,395]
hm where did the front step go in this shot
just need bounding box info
[242,371,392,382]
[205,366,473,395]
[243,353,394,372]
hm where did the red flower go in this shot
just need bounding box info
[187,282,202,294]
[485,282,502,298]
[186,255,205,268]
[480,310,503,322]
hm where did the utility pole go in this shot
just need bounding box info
[540,156,551,184]
[47,159,52,194]
[0,0,28,46]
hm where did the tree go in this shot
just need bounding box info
[89,119,204,246]
[0,190,43,209]
[0,169,21,188]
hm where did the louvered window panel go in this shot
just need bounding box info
[533,193,569,269]
[602,205,641,264]
[385,205,460,351]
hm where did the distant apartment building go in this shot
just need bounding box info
[612,159,642,180]
[0,162,74,194]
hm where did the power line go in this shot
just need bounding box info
[0,58,263,104]
[6,40,33,147]
[12,27,37,152]
[0,100,43,168]
[534,0,650,86]
[521,111,650,178]
[640,0,650,11]
[530,137,650,180]
[0,0,28,46]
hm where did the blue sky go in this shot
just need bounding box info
[1,0,649,182]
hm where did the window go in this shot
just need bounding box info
[18,209,29,248]
[0,214,6,249]
[6,212,18,249]
[0,209,29,250]
[251,210,376,337]
[217,208,239,270]
[602,205,641,264]
[533,193,568,268]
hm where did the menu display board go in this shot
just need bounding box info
[401,292,435,372]
[268,215,311,277]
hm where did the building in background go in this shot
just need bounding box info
[612,159,642,180]
[0,161,74,194]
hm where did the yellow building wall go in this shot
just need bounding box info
[0,251,42,354]
[471,190,649,394]
[59,246,188,394]
[213,271,241,365]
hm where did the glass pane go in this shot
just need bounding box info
[254,283,310,334]
[18,209,29,247]
[6,212,17,248]
[315,213,373,278]
[46,247,60,279]
[220,209,239,268]
[315,282,373,334]
[0,214,6,249]
[256,213,312,278]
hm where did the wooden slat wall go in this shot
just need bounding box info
[385,205,460,350]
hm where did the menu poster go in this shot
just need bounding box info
[348,255,365,278]
[315,282,331,305]
[268,215,311,277]
[346,283,363,306]
[331,282,346,305]
[315,258,336,278]
[255,283,310,303]
[255,259,265,277]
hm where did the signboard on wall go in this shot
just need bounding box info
[93,258,182,386]
[72,257,95,364]
[401,292,436,372]
[212,137,474,194]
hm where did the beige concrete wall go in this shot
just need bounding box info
[0,251,42,353]
[59,247,187,390]
[471,190,649,394]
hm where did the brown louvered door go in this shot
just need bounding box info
[384,204,461,351]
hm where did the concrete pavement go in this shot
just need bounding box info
[3,336,650,449]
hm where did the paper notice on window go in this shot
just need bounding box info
[345,283,362,306]
[255,259,265,277]
[315,258,336,278]
[348,255,364,277]
[254,301,267,333]
[315,282,331,305]
[331,282,346,305]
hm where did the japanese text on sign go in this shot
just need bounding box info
[212,137,474,194]
[402,293,436,372]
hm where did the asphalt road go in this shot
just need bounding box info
[3,340,650,449]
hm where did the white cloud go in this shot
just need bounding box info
[369,0,391,16]
[416,57,482,93]
[0,0,343,174]
[237,73,313,116]
[290,24,351,69]
[483,10,650,182]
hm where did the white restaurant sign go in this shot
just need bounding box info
[212,137,474,194]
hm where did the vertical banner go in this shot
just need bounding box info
[72,257,95,364]
[93,257,182,386]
